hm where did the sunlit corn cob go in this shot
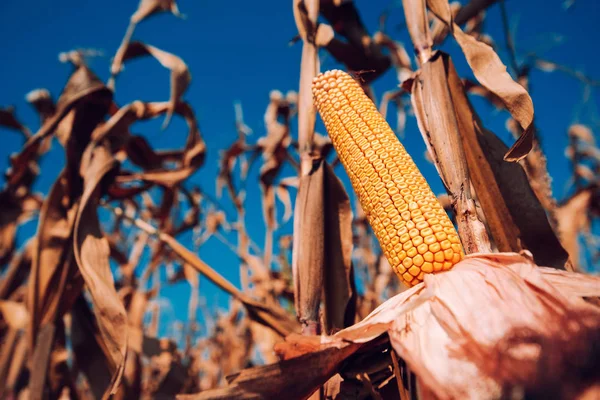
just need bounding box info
[312,70,464,286]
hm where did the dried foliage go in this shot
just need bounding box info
[1,1,599,399]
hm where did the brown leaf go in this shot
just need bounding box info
[426,0,535,161]
[0,190,41,264]
[389,253,600,399]
[292,158,354,334]
[26,89,56,124]
[273,333,328,360]
[569,124,595,144]
[27,173,79,348]
[274,183,294,224]
[110,41,191,129]
[178,340,361,400]
[0,327,27,395]
[8,65,112,189]
[432,52,567,268]
[131,0,182,23]
[73,142,127,395]
[217,134,247,209]
[115,102,205,187]
[0,106,31,139]
[327,253,600,399]
[0,300,28,330]
[113,208,300,337]
[0,239,34,300]
[555,188,595,269]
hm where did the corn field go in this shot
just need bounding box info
[1,0,599,399]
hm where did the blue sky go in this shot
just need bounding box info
[1,0,599,334]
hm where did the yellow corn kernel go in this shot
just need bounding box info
[312,69,464,286]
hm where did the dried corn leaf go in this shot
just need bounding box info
[26,89,56,124]
[165,233,299,337]
[73,142,126,395]
[0,106,31,138]
[0,239,34,300]
[0,300,28,330]
[431,0,498,45]
[8,66,111,188]
[292,159,354,334]
[325,252,600,399]
[178,341,361,400]
[390,253,600,399]
[420,52,567,268]
[216,135,247,209]
[70,296,114,400]
[555,188,595,268]
[116,209,299,336]
[0,191,41,264]
[1,329,27,395]
[569,124,595,144]
[116,102,205,186]
[131,0,182,23]
[27,173,78,348]
[110,41,190,128]
[426,0,535,161]
[274,181,295,224]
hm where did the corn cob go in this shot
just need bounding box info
[312,70,463,286]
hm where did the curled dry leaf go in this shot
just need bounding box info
[431,0,499,45]
[26,89,56,125]
[111,41,191,128]
[8,66,112,189]
[416,52,567,268]
[115,102,206,186]
[426,0,535,161]
[217,135,247,209]
[73,142,127,396]
[0,106,31,139]
[131,0,182,23]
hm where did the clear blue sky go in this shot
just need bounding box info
[1,1,599,334]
